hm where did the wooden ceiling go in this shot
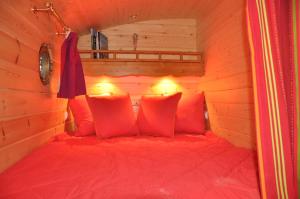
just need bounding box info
[34,0,222,34]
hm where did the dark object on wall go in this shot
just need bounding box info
[98,32,108,59]
[39,43,53,85]
[133,33,138,50]
[57,32,86,98]
[90,28,97,59]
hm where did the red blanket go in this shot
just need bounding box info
[0,132,260,199]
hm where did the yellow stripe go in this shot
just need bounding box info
[258,0,286,197]
[256,1,283,198]
[256,1,280,198]
[246,7,267,199]
[259,6,285,199]
[260,0,289,198]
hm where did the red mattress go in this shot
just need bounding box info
[0,132,260,199]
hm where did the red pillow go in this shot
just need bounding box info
[175,92,205,134]
[86,95,138,138]
[137,93,182,137]
[69,96,95,136]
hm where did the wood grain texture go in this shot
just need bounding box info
[85,76,202,96]
[83,61,204,77]
[81,19,203,104]
[78,19,202,77]
[0,111,65,148]
[197,0,256,149]
[38,0,221,34]
[0,124,65,173]
[0,0,67,173]
[78,19,197,51]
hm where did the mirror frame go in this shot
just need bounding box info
[39,43,53,85]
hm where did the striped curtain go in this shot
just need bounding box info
[247,0,299,198]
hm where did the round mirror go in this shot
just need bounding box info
[39,43,53,85]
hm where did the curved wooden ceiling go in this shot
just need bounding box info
[38,0,222,34]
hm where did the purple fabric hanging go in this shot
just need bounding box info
[57,32,86,98]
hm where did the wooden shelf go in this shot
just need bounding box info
[79,50,202,63]
[79,50,204,77]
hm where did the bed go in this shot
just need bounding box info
[0,132,260,199]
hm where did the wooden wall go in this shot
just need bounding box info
[78,19,202,108]
[0,0,255,174]
[78,19,197,51]
[196,0,256,149]
[0,0,67,173]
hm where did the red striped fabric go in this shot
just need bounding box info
[247,0,298,198]
[291,0,300,195]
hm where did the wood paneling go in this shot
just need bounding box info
[79,19,197,51]
[0,90,66,119]
[81,19,202,105]
[0,0,67,173]
[78,19,202,77]
[83,61,203,77]
[196,0,256,149]
[86,76,201,94]
[0,31,38,71]
[0,124,65,173]
[37,0,222,34]
[0,111,65,148]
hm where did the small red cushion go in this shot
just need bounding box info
[86,95,138,138]
[137,93,182,137]
[175,93,205,134]
[69,96,95,136]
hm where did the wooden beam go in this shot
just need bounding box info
[83,61,204,77]
[79,49,202,56]
[79,50,202,63]
[82,58,201,63]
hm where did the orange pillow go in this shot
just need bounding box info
[175,93,205,134]
[69,96,95,136]
[137,93,182,137]
[86,95,138,138]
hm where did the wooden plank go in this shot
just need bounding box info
[85,76,201,96]
[102,19,196,36]
[78,19,197,53]
[0,30,39,71]
[0,111,65,148]
[82,58,201,63]
[205,88,254,104]
[198,72,253,92]
[207,103,255,120]
[87,82,199,96]
[0,124,65,173]
[209,113,255,136]
[79,50,201,63]
[0,9,41,50]
[0,0,54,35]
[212,126,256,149]
[83,61,204,77]
[86,75,202,84]
[0,1,52,48]
[47,0,220,33]
[0,58,60,93]
[79,50,201,56]
[0,89,67,119]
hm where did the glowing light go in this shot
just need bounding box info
[93,80,116,95]
[153,79,178,95]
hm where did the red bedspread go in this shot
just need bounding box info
[0,132,260,199]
